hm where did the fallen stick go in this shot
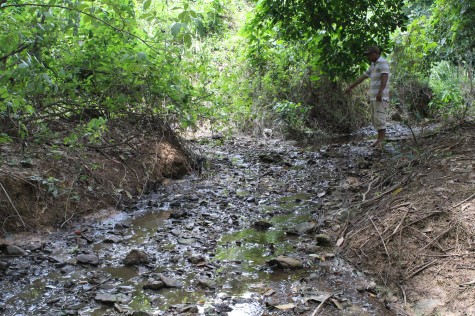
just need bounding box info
[402,259,437,282]
[0,182,27,228]
[370,217,390,261]
[452,192,475,210]
[310,291,342,316]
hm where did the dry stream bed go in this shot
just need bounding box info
[0,124,450,315]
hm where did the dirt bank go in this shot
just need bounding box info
[339,122,475,315]
[0,120,194,232]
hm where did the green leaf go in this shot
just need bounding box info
[18,62,29,69]
[184,33,192,48]
[171,22,184,37]
[143,0,152,11]
[0,133,13,144]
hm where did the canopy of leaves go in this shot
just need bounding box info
[245,0,407,79]
[429,0,474,64]
[0,0,214,145]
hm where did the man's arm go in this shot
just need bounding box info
[345,75,369,94]
[376,73,388,101]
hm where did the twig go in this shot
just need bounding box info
[388,207,410,239]
[459,279,475,287]
[370,217,390,261]
[402,259,437,282]
[360,182,405,206]
[403,211,443,228]
[0,182,27,228]
[310,291,342,316]
[422,252,475,258]
[419,224,454,252]
[452,192,475,210]
[361,175,380,202]
[399,284,407,305]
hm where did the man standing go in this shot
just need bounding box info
[345,46,390,148]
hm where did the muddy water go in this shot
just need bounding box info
[0,132,407,316]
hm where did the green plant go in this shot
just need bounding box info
[30,175,61,198]
[429,61,472,120]
[273,101,308,131]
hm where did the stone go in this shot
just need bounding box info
[76,254,99,266]
[252,221,273,231]
[188,255,205,264]
[158,274,184,288]
[143,281,165,291]
[95,293,131,304]
[103,236,121,243]
[315,234,332,246]
[267,256,303,269]
[286,221,317,235]
[0,261,9,270]
[197,276,216,289]
[6,245,27,256]
[124,249,149,266]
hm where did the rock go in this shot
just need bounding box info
[286,221,317,235]
[95,293,131,304]
[158,274,184,288]
[124,249,149,266]
[6,245,27,256]
[188,255,206,264]
[315,234,332,246]
[267,256,303,269]
[0,261,9,270]
[177,238,196,245]
[252,221,273,231]
[76,254,99,266]
[258,153,283,163]
[170,210,188,219]
[132,311,152,316]
[103,236,121,243]
[170,304,199,314]
[143,281,165,291]
[197,276,216,289]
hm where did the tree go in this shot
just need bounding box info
[246,0,407,79]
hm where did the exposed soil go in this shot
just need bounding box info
[0,120,195,232]
[340,121,475,315]
[0,120,474,315]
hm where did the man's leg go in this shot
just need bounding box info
[371,100,387,148]
[371,129,386,147]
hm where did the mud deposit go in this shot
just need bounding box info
[0,127,419,316]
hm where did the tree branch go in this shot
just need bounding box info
[0,3,162,55]
[0,42,31,63]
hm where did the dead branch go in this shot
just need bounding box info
[419,223,454,252]
[451,192,475,210]
[388,207,411,239]
[0,181,27,228]
[402,259,437,282]
[370,217,390,262]
[310,291,342,316]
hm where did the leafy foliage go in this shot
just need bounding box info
[245,0,407,79]
[391,0,474,120]
[429,0,474,63]
[0,0,210,146]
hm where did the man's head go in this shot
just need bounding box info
[363,46,380,62]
